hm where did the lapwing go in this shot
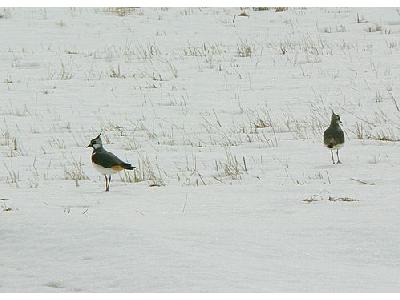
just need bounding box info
[324,111,344,164]
[88,134,135,192]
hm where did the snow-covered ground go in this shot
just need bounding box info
[1,7,400,292]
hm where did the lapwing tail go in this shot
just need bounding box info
[123,163,135,170]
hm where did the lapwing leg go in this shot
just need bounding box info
[336,149,342,164]
[331,150,335,164]
[105,175,109,192]
[108,175,112,191]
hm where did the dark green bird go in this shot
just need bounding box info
[88,134,135,192]
[324,111,344,164]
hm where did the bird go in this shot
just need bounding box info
[324,111,344,164]
[87,134,135,192]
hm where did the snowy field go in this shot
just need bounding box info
[1,7,400,292]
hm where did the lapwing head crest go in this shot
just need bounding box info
[331,111,342,125]
[88,133,102,149]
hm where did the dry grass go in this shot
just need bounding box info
[122,154,166,187]
[4,163,20,188]
[104,7,138,17]
[64,159,89,187]
[237,41,253,57]
[303,195,359,203]
[215,150,247,180]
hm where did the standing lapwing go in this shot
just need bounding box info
[88,134,135,191]
[324,111,344,164]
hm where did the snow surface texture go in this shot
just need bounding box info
[1,7,400,292]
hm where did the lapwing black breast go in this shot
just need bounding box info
[324,125,344,149]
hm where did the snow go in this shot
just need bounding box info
[1,7,400,292]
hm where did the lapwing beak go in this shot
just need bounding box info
[87,144,91,148]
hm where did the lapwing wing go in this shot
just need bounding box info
[88,134,135,191]
[324,111,344,164]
